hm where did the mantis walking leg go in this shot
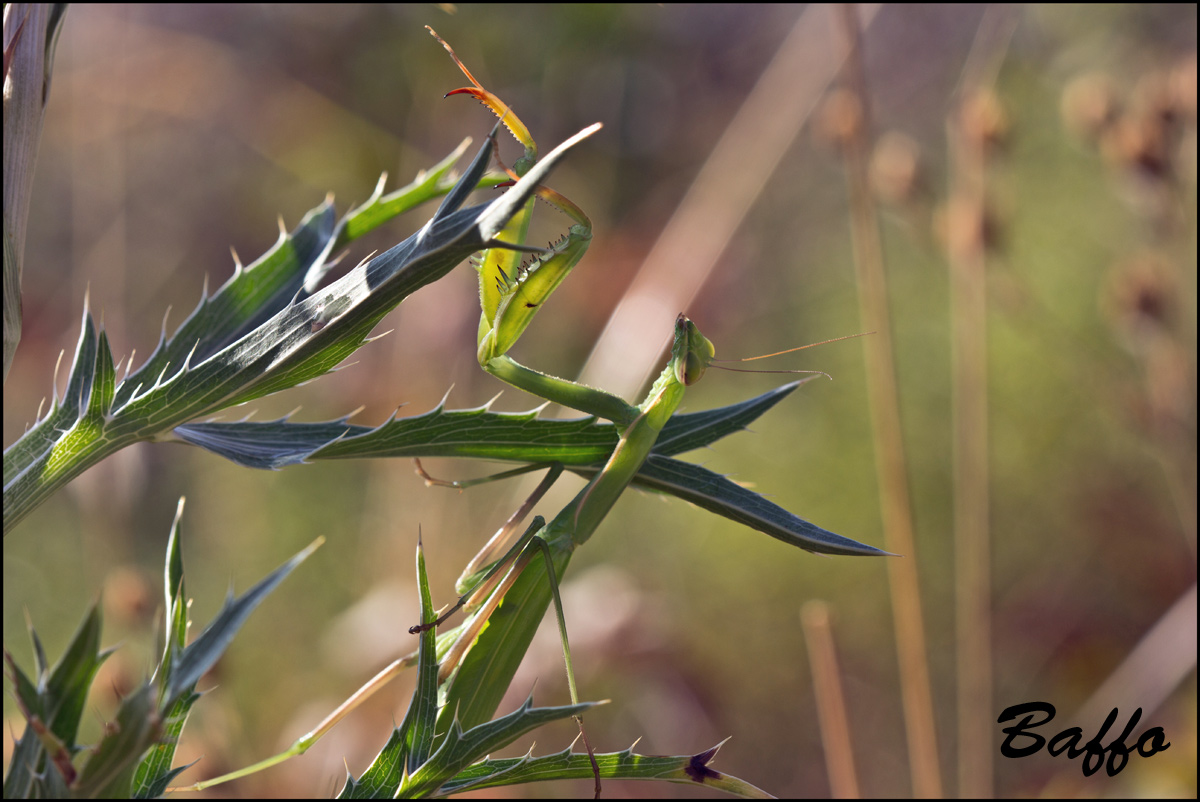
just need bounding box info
[410,462,563,633]
[412,462,603,794]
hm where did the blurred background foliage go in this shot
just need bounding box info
[3,4,1195,798]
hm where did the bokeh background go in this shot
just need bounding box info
[4,4,1195,798]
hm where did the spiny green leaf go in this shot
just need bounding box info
[439,739,774,798]
[400,695,602,798]
[335,139,508,250]
[171,381,807,470]
[3,603,111,797]
[71,683,160,798]
[174,402,614,469]
[338,727,408,800]
[132,498,196,799]
[111,140,475,413]
[129,690,200,800]
[4,125,601,535]
[653,379,812,456]
[165,538,322,705]
[339,538,442,799]
[3,302,100,488]
[402,538,441,773]
[613,455,889,557]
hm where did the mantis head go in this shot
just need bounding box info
[672,315,874,386]
[673,315,717,386]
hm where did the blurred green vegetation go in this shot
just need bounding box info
[4,5,1195,798]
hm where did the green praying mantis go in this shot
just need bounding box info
[179,29,879,796]
[409,28,878,795]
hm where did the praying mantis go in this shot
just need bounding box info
[411,28,875,795]
[178,29,880,797]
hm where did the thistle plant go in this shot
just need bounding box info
[4,13,885,798]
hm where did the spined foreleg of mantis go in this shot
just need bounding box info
[426,27,635,427]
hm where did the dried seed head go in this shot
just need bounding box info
[959,88,1009,154]
[1102,250,1178,342]
[935,195,1001,263]
[1102,252,1190,431]
[1100,114,1171,181]
[1096,63,1193,186]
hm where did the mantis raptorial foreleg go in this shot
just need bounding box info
[426,27,634,427]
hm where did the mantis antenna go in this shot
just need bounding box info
[705,330,875,379]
